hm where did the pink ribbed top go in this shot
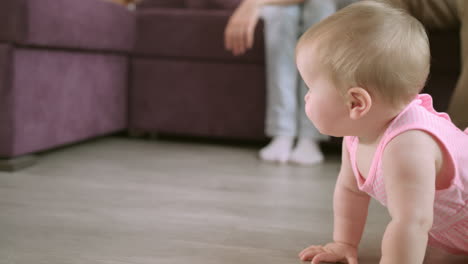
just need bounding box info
[345,94,468,254]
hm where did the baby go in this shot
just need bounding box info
[295,1,468,264]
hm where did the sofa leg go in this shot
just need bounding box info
[0,155,38,172]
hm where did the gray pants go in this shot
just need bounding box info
[260,0,356,138]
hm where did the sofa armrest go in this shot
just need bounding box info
[0,0,135,52]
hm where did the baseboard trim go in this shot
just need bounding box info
[0,155,37,172]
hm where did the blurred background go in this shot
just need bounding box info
[0,0,460,263]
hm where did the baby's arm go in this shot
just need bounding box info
[299,142,370,264]
[380,130,438,264]
[333,141,371,248]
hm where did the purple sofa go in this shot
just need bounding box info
[0,0,135,169]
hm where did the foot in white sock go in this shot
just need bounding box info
[259,136,294,163]
[289,137,324,166]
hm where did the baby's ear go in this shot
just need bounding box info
[346,87,372,120]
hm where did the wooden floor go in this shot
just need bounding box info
[0,137,390,264]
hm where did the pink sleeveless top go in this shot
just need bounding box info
[345,94,468,254]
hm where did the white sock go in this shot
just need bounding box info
[288,137,324,166]
[259,136,294,163]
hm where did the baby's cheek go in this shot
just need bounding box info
[305,106,322,128]
[304,104,315,121]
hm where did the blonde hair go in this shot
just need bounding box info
[297,0,430,107]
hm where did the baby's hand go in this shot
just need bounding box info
[299,242,358,264]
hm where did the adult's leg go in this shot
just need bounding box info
[403,0,466,128]
[261,5,301,138]
[384,0,467,128]
[290,0,343,165]
[260,5,301,163]
[384,0,459,29]
[448,0,468,128]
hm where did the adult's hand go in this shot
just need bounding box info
[224,0,261,56]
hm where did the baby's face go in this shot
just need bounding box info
[296,45,350,137]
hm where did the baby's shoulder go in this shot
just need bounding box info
[383,130,442,166]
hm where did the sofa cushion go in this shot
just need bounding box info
[0,0,135,53]
[134,8,264,63]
